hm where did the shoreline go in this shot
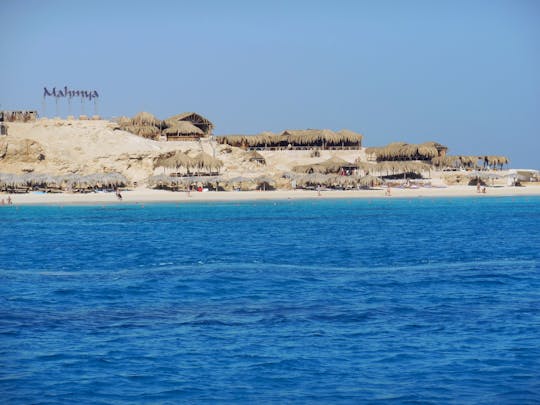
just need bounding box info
[2,185,540,206]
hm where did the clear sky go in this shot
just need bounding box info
[1,0,538,168]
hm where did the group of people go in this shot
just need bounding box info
[0,196,13,205]
[476,183,487,194]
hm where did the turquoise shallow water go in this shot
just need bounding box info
[1,197,540,403]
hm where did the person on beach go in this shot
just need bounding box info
[477,182,481,193]
[482,187,486,194]
[116,189,123,201]
[317,184,321,196]
[385,185,392,196]
[1,199,4,205]
[7,196,12,205]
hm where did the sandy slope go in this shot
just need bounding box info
[1,120,369,184]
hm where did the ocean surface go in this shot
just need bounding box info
[1,196,539,403]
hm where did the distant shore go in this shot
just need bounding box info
[2,185,540,206]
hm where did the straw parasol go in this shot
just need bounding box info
[155,151,195,171]
[358,175,384,188]
[321,156,356,173]
[246,151,266,164]
[254,175,275,190]
[193,152,223,173]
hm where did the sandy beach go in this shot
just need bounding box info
[2,185,539,206]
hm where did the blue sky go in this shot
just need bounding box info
[1,0,538,168]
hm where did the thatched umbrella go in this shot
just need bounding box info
[0,173,26,191]
[358,175,384,188]
[226,176,254,191]
[155,151,195,173]
[431,155,460,169]
[292,163,326,174]
[321,156,356,173]
[193,152,223,173]
[296,173,332,188]
[254,175,275,191]
[459,156,481,169]
[246,151,266,165]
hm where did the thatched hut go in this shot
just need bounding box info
[246,151,266,165]
[162,122,205,141]
[163,112,213,141]
[321,156,357,173]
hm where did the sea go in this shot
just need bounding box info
[1,196,539,404]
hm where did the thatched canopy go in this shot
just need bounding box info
[246,151,266,164]
[122,124,161,139]
[281,129,362,147]
[357,175,384,188]
[292,163,327,174]
[154,150,195,169]
[366,141,448,161]
[162,121,204,137]
[216,128,362,149]
[0,172,127,191]
[484,155,509,168]
[131,112,160,126]
[165,112,213,135]
[193,152,223,172]
[321,156,356,172]
[353,161,430,176]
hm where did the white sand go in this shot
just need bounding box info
[2,185,539,206]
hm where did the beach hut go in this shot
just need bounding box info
[162,122,205,141]
[321,156,357,174]
[163,112,214,140]
[246,151,266,165]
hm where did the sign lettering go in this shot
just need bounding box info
[43,86,99,100]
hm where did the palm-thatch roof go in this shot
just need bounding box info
[162,122,205,137]
[154,151,195,169]
[193,152,223,172]
[165,112,214,135]
[366,141,448,161]
[216,128,362,149]
[484,155,509,168]
[0,172,127,191]
[246,151,266,164]
[357,174,384,188]
[131,112,160,126]
[321,156,356,172]
[121,124,161,139]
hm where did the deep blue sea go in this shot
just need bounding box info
[1,196,540,403]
